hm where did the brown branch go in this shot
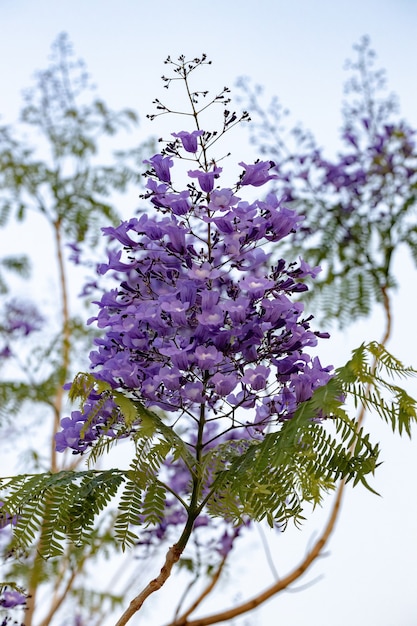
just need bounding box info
[25,219,72,626]
[171,482,345,626]
[114,543,183,626]
[379,285,392,347]
[173,573,201,623]
[37,565,79,626]
[354,284,392,428]
[257,523,280,581]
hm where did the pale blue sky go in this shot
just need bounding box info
[1,1,417,625]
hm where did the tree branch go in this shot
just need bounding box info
[169,482,345,626]
[114,542,183,626]
[37,564,80,626]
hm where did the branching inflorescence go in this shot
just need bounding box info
[56,56,332,460]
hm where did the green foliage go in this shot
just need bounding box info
[69,586,125,617]
[205,391,373,527]
[205,342,416,527]
[114,436,172,550]
[0,319,99,432]
[114,469,144,550]
[69,372,196,471]
[1,470,124,558]
[0,32,152,249]
[0,457,170,557]
[1,384,195,556]
[0,381,36,424]
[338,341,417,436]
[1,342,415,560]
[299,257,382,328]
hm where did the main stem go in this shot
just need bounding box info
[115,400,207,626]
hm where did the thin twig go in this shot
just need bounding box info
[51,219,71,474]
[24,218,72,626]
[173,574,201,622]
[37,566,79,626]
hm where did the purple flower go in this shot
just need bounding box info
[145,154,174,183]
[239,275,275,298]
[67,242,82,265]
[188,262,222,282]
[55,393,122,453]
[188,167,222,192]
[97,248,139,275]
[157,366,182,390]
[182,382,205,403]
[217,526,242,556]
[0,589,27,608]
[195,345,223,369]
[238,161,279,187]
[211,372,238,396]
[2,300,44,336]
[209,188,240,210]
[296,258,321,279]
[172,130,204,153]
[55,417,86,452]
[0,345,12,359]
[0,502,18,529]
[242,365,270,391]
[166,191,191,216]
[218,530,234,556]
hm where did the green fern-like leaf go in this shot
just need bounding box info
[1,470,125,556]
[337,342,417,436]
[114,436,175,548]
[142,480,166,526]
[114,476,143,550]
[204,372,384,528]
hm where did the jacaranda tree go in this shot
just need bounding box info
[1,43,416,626]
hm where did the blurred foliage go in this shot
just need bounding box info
[237,36,417,326]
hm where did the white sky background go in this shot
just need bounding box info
[1,1,417,625]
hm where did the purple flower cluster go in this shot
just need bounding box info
[57,133,332,453]
[1,300,44,337]
[55,391,120,453]
[307,120,416,215]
